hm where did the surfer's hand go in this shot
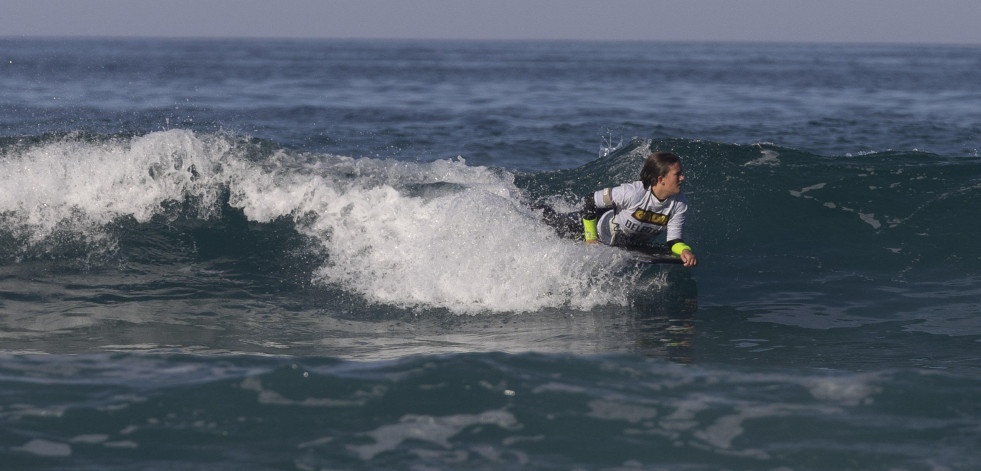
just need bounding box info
[681,249,697,267]
[584,239,600,245]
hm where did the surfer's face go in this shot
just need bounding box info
[654,163,684,198]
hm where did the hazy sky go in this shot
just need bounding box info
[3,0,980,45]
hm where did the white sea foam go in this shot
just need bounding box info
[303,155,645,313]
[744,149,781,167]
[14,439,72,457]
[0,130,231,245]
[348,410,519,461]
[1,130,647,314]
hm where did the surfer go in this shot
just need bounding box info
[537,152,697,267]
[584,151,696,266]
[540,151,697,267]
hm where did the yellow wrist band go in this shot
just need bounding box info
[583,218,598,241]
[671,242,692,255]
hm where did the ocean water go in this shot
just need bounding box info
[1,38,980,470]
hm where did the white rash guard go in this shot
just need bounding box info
[592,181,689,247]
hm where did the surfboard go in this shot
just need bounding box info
[620,245,684,265]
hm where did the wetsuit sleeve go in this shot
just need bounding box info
[665,198,692,255]
[666,239,693,255]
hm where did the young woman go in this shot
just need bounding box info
[581,151,697,267]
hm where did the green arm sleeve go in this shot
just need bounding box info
[583,218,598,241]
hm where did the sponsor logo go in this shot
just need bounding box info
[631,209,668,225]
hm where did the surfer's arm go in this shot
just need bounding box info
[582,195,599,242]
[582,187,620,243]
[668,239,697,267]
[664,198,696,265]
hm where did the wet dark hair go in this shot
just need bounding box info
[640,152,681,188]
